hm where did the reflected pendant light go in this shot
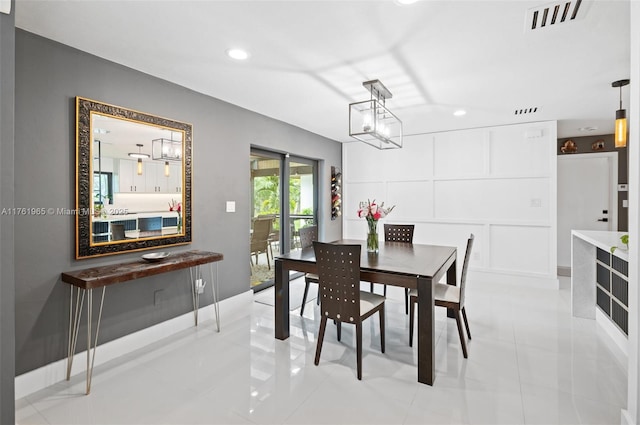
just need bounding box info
[128,143,149,175]
[164,161,170,177]
[612,79,630,148]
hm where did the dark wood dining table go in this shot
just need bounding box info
[274,239,457,385]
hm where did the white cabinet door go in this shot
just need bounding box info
[167,163,182,193]
[119,159,145,192]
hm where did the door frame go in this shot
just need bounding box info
[557,151,618,274]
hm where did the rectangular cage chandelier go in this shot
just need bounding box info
[349,79,403,150]
[152,137,182,161]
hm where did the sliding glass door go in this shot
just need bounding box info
[250,148,317,291]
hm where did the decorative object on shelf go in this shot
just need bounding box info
[610,234,629,253]
[560,139,577,153]
[141,252,171,262]
[357,199,395,253]
[612,79,630,148]
[331,166,342,220]
[169,199,182,233]
[591,139,605,151]
[349,79,403,150]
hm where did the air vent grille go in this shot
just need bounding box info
[515,107,538,115]
[527,0,582,31]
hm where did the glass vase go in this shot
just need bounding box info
[367,220,379,253]
[177,215,182,233]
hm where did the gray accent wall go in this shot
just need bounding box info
[14,29,342,375]
[0,3,16,423]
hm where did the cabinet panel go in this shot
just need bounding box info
[119,159,145,192]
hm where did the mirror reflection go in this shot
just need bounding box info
[76,97,192,259]
[91,114,184,244]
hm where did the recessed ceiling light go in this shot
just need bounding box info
[578,126,599,132]
[226,48,250,60]
[453,109,467,117]
[396,0,420,4]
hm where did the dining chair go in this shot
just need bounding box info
[370,224,415,313]
[250,217,273,270]
[298,225,320,316]
[313,241,386,380]
[111,223,126,241]
[408,234,474,358]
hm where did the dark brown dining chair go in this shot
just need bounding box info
[298,225,319,316]
[409,234,474,358]
[313,241,385,380]
[250,217,273,270]
[370,224,415,313]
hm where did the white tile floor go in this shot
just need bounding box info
[16,276,628,424]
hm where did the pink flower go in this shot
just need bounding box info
[357,199,394,222]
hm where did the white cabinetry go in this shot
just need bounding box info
[119,159,145,193]
[167,163,182,193]
[145,162,170,193]
[118,159,181,193]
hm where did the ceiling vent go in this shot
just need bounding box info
[526,0,582,31]
[514,107,538,115]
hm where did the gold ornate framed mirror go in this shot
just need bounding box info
[76,97,192,259]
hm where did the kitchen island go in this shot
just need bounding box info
[572,230,629,354]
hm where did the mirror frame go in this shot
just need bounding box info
[76,96,192,259]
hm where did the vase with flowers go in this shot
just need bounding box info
[357,199,395,253]
[169,199,182,233]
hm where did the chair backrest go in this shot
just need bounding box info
[298,225,318,249]
[384,224,415,243]
[313,241,362,323]
[458,234,474,306]
[251,218,272,251]
[111,224,125,241]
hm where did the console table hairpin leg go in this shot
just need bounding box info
[66,286,106,395]
[189,263,220,330]
[66,262,221,395]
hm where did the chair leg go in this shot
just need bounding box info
[314,316,328,365]
[370,282,374,293]
[383,284,387,297]
[404,288,409,315]
[379,307,385,353]
[266,249,271,270]
[356,322,363,380]
[336,321,342,342]
[454,310,468,358]
[409,297,415,347]
[300,280,311,316]
[462,307,471,340]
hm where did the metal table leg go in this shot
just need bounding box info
[66,286,106,395]
[189,263,220,331]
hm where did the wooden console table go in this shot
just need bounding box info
[61,250,223,394]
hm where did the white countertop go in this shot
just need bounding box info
[572,230,629,261]
[95,211,180,222]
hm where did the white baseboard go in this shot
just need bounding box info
[470,269,560,288]
[15,290,253,400]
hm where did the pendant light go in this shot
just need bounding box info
[128,143,149,175]
[164,161,170,177]
[612,79,630,148]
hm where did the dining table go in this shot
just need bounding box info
[274,239,457,385]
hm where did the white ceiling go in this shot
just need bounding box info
[15,0,631,142]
